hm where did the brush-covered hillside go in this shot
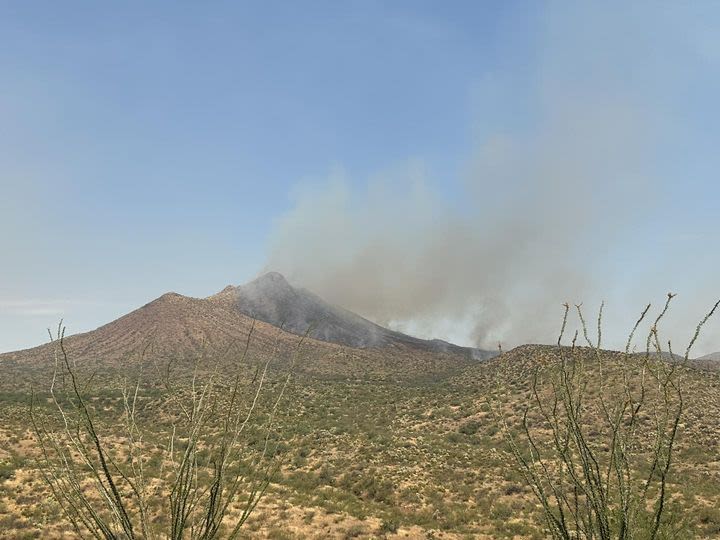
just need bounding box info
[0,278,719,538]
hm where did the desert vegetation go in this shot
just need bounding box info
[1,297,719,538]
[26,321,306,539]
[493,295,719,539]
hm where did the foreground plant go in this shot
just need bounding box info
[29,321,305,539]
[493,294,719,540]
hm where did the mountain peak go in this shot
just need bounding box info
[230,274,385,347]
[211,273,291,301]
[243,271,295,296]
[224,272,494,358]
[252,271,296,292]
[256,271,289,284]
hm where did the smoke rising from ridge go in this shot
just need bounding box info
[265,4,720,352]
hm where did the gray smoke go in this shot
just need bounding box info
[265,4,720,353]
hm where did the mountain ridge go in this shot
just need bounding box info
[0,272,496,381]
[214,272,493,359]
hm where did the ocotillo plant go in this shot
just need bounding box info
[30,321,307,540]
[492,294,719,540]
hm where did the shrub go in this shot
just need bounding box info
[30,322,308,539]
[492,295,720,540]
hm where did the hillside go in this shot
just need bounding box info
[1,276,719,538]
[695,351,720,371]
[0,273,493,390]
[1,340,719,538]
[214,272,493,358]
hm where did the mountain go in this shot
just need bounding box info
[697,352,720,362]
[213,272,493,358]
[0,272,494,386]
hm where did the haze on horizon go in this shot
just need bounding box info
[2,2,720,355]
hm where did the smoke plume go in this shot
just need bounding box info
[265,3,720,353]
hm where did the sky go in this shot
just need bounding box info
[2,1,720,355]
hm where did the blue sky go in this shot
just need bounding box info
[2,2,720,354]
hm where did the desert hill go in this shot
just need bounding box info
[214,272,493,357]
[696,351,720,368]
[2,338,720,538]
[0,272,494,387]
